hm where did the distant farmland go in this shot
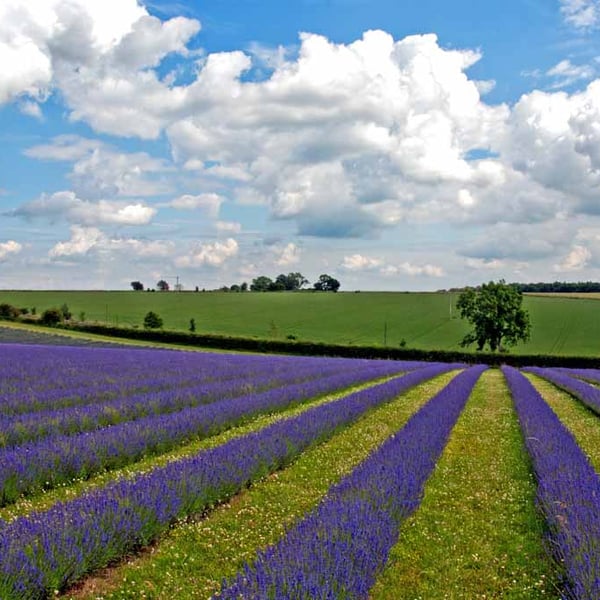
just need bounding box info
[2,290,600,356]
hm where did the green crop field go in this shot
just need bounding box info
[2,290,600,355]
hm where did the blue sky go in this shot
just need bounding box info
[1,0,600,290]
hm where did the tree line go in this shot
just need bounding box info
[130,273,341,293]
[511,281,600,293]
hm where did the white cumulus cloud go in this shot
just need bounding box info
[0,240,23,260]
[11,191,157,226]
[560,0,600,29]
[175,238,239,268]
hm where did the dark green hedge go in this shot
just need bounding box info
[23,320,599,368]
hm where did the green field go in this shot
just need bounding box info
[2,290,600,356]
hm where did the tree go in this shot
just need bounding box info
[143,311,163,329]
[456,280,531,352]
[250,276,274,292]
[130,281,144,291]
[314,274,340,292]
[275,272,309,291]
[157,280,170,292]
[60,303,72,321]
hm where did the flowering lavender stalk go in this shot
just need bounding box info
[0,360,429,505]
[523,366,600,415]
[0,363,456,599]
[215,365,486,599]
[503,365,600,600]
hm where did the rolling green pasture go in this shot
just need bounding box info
[2,290,600,355]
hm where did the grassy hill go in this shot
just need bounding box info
[2,290,600,356]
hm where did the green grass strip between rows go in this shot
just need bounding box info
[62,372,460,599]
[370,369,559,600]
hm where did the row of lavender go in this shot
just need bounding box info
[0,364,424,505]
[504,366,600,600]
[0,362,457,598]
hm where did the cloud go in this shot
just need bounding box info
[560,0,600,29]
[381,263,444,277]
[341,254,383,271]
[0,240,22,260]
[546,59,595,89]
[5,4,600,247]
[459,221,575,261]
[168,193,223,216]
[340,252,442,277]
[11,191,157,226]
[553,244,591,271]
[274,242,300,266]
[175,238,239,268]
[25,136,173,198]
[215,220,241,233]
[49,225,175,258]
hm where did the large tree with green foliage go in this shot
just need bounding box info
[313,274,340,292]
[456,280,531,352]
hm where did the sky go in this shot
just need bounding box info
[1,1,600,291]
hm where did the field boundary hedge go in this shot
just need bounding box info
[15,319,600,367]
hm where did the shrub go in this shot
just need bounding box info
[143,311,163,329]
[60,303,72,321]
[0,303,20,320]
[40,308,63,326]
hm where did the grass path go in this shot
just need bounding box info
[527,373,600,471]
[62,372,459,599]
[370,369,559,599]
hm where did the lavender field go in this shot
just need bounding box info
[1,342,600,599]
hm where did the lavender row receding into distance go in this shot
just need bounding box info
[216,365,486,599]
[0,358,431,505]
[0,363,457,599]
[523,366,600,415]
[503,366,600,600]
